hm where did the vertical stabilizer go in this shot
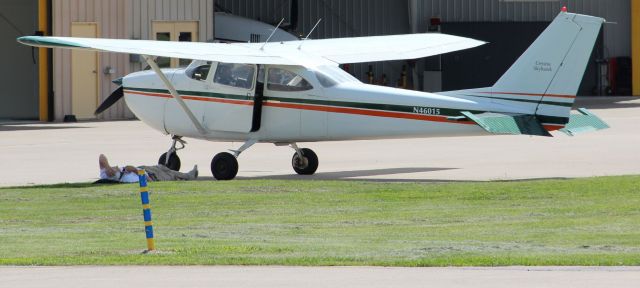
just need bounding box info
[442,12,605,131]
[493,12,604,128]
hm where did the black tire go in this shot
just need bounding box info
[211,152,239,181]
[292,148,319,175]
[158,152,181,171]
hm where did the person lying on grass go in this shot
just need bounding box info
[98,154,198,183]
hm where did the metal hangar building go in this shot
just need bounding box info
[0,0,638,122]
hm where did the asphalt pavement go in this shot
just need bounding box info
[1,97,638,186]
[2,266,639,288]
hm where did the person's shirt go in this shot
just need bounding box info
[99,168,139,183]
[120,171,139,183]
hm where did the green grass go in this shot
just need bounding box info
[1,176,639,266]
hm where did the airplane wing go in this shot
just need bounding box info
[18,33,484,66]
[278,33,486,64]
[17,36,299,65]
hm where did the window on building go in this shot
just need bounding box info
[155,32,171,68]
[267,68,313,92]
[214,63,256,89]
[178,32,193,67]
[152,21,199,68]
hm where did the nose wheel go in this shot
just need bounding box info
[158,152,181,171]
[291,147,319,175]
[159,135,185,171]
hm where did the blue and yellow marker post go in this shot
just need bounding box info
[138,169,156,251]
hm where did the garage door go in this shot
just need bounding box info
[0,0,38,120]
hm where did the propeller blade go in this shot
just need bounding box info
[95,86,124,115]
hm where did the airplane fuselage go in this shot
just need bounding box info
[122,63,524,143]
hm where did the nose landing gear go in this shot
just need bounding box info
[159,135,186,171]
[290,144,319,175]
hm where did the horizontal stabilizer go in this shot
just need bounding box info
[560,108,610,136]
[460,112,552,137]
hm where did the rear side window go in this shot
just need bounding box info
[315,71,338,88]
[267,68,313,92]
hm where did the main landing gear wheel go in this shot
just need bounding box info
[292,148,319,175]
[211,152,239,181]
[158,152,181,171]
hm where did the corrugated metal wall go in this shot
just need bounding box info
[218,0,630,86]
[52,0,214,121]
[53,0,130,121]
[417,0,631,57]
[217,0,411,85]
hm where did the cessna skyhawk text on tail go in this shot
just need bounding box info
[19,11,609,180]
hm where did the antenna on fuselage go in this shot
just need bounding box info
[261,18,286,51]
[298,19,322,50]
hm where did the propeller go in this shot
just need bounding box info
[95,78,124,115]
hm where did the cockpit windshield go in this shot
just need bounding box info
[313,65,360,88]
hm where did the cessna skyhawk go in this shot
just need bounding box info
[18,11,608,180]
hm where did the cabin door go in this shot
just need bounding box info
[202,62,257,133]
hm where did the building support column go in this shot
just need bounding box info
[633,0,640,96]
[38,0,50,121]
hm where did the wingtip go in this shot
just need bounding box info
[16,36,90,49]
[16,36,34,44]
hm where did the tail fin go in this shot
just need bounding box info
[491,12,604,129]
[443,12,605,131]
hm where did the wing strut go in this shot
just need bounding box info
[142,55,208,135]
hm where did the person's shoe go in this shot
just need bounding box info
[189,165,198,180]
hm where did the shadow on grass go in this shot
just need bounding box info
[1,182,128,190]
[1,166,578,190]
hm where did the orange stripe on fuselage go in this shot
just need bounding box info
[125,90,475,125]
[263,102,474,124]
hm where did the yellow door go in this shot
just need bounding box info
[152,21,199,68]
[71,23,99,119]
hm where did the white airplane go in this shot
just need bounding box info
[19,11,609,180]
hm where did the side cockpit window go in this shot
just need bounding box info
[267,68,313,92]
[186,63,211,81]
[214,62,256,89]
